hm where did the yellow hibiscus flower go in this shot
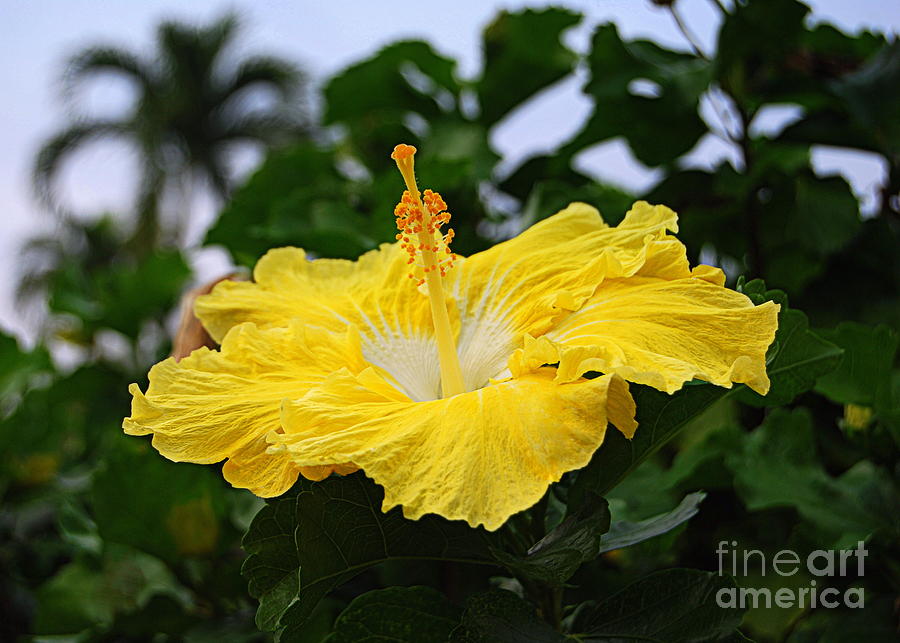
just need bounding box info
[124,144,779,531]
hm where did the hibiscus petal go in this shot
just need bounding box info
[123,320,365,496]
[523,274,779,395]
[448,201,680,389]
[274,367,636,531]
[196,243,455,401]
[222,435,351,496]
[195,243,410,342]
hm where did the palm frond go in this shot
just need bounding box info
[219,55,302,101]
[158,12,239,88]
[32,120,132,216]
[64,46,154,97]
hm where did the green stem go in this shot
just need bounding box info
[541,586,563,631]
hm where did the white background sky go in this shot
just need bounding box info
[1,0,898,343]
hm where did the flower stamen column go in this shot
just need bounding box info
[391,144,465,398]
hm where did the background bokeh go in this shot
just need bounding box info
[1,1,898,641]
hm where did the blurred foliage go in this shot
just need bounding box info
[3,1,899,641]
[31,12,308,260]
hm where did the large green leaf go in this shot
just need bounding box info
[714,0,809,109]
[737,281,843,406]
[791,174,861,256]
[478,8,581,126]
[325,40,460,125]
[815,322,898,407]
[566,569,747,642]
[324,40,461,166]
[497,153,593,202]
[574,23,710,167]
[727,408,898,548]
[792,217,900,329]
[780,40,900,157]
[450,589,566,642]
[324,586,461,643]
[726,19,883,114]
[242,472,497,635]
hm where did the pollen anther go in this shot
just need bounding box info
[393,187,457,281]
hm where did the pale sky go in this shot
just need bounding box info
[1,0,897,342]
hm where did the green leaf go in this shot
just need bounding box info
[740,307,842,406]
[714,0,809,109]
[755,22,885,112]
[58,500,102,556]
[205,143,380,265]
[566,569,747,642]
[727,408,898,548]
[324,586,461,643]
[575,23,710,166]
[648,160,861,297]
[478,8,581,126]
[33,545,190,635]
[737,281,843,406]
[792,174,860,256]
[498,154,592,202]
[450,589,566,642]
[325,40,460,126]
[49,249,191,338]
[598,491,706,554]
[242,472,496,634]
[0,364,123,482]
[323,40,462,168]
[34,558,113,634]
[570,382,728,507]
[815,322,898,407]
[781,40,900,156]
[493,495,610,586]
[660,424,745,493]
[92,438,226,562]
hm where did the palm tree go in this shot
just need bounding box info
[34,13,307,249]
